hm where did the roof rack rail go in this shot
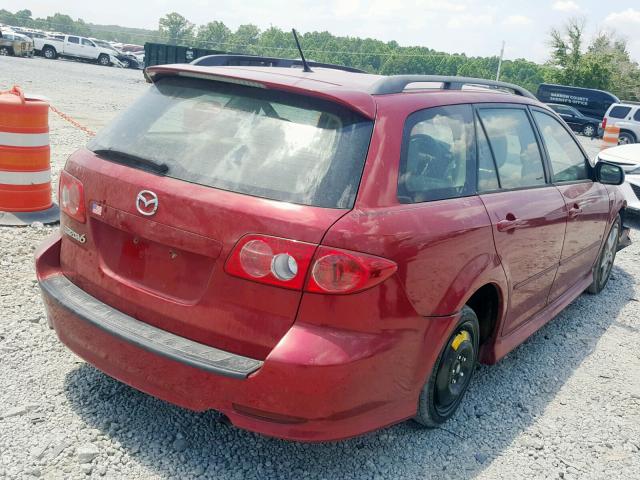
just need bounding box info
[369,75,537,99]
[619,100,640,106]
[191,54,366,74]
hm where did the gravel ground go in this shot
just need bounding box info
[1,55,639,480]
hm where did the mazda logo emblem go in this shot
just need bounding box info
[136,190,159,216]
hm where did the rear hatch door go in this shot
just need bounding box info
[60,73,374,360]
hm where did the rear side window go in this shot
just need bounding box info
[609,106,631,119]
[88,77,374,209]
[533,111,589,182]
[634,109,640,122]
[398,105,475,203]
[477,108,546,189]
[68,36,79,44]
[553,105,572,115]
[476,119,499,192]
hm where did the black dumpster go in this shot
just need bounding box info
[144,43,226,67]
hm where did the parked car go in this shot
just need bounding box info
[91,38,143,69]
[597,144,640,222]
[0,30,35,57]
[34,34,119,66]
[602,102,640,145]
[537,83,620,120]
[8,26,48,40]
[130,51,144,68]
[546,103,602,137]
[36,60,630,442]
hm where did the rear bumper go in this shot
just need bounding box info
[39,275,263,378]
[36,234,452,441]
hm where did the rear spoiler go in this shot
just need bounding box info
[144,65,377,120]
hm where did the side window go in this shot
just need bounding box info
[609,106,631,119]
[68,36,80,44]
[533,111,589,182]
[634,109,640,122]
[477,108,546,189]
[81,38,95,47]
[398,105,475,203]
[476,118,499,192]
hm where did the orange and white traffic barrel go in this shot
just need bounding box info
[600,124,621,152]
[0,86,59,226]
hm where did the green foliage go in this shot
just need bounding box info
[159,12,194,45]
[545,18,640,100]
[2,9,639,100]
[195,21,231,49]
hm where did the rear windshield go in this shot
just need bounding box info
[88,76,373,209]
[608,106,631,119]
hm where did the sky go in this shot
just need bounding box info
[22,0,640,63]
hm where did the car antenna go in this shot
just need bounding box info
[291,29,312,73]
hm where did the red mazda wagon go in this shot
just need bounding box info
[36,57,630,441]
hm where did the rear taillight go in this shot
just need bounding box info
[59,171,86,223]
[306,246,397,294]
[602,117,607,130]
[225,235,316,290]
[226,235,397,294]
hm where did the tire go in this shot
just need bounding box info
[121,58,131,68]
[98,54,110,66]
[587,215,621,294]
[42,46,56,59]
[414,306,480,427]
[618,132,636,145]
[582,124,596,137]
[0,46,11,56]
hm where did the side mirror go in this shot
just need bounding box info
[595,161,625,186]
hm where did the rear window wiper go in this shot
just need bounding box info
[92,149,169,174]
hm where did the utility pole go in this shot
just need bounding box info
[496,41,505,81]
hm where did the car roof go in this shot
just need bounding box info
[145,64,543,120]
[610,102,640,108]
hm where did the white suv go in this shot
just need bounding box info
[603,102,640,145]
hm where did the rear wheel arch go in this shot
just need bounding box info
[619,130,637,143]
[464,283,503,346]
[619,206,629,227]
[42,45,57,58]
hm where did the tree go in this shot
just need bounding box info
[547,17,588,86]
[159,12,194,45]
[196,21,231,49]
[588,32,640,100]
[258,26,295,57]
[13,9,33,27]
[44,13,77,34]
[545,18,640,100]
[231,24,260,53]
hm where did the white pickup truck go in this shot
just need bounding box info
[34,34,119,66]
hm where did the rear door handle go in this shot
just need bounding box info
[497,214,520,232]
[568,205,582,218]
